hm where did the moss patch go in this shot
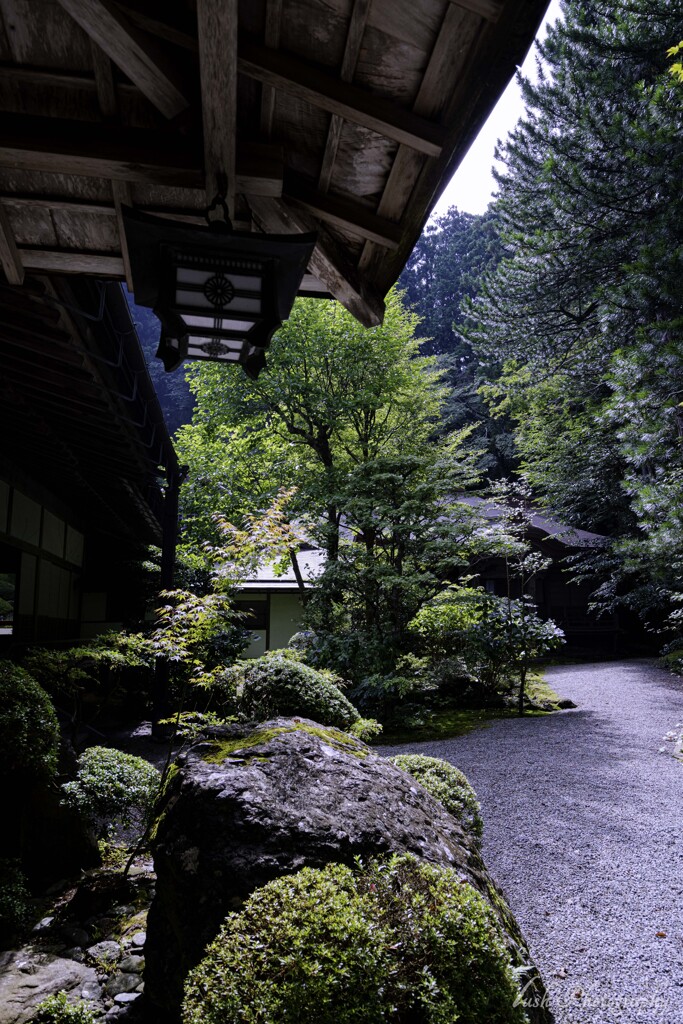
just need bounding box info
[377,672,564,745]
[201,722,368,765]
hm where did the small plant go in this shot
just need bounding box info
[183,854,526,1024]
[236,650,361,729]
[0,858,32,940]
[61,746,161,838]
[348,717,383,742]
[388,753,483,842]
[30,992,96,1024]
[0,661,59,782]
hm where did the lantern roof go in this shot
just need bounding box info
[0,0,548,327]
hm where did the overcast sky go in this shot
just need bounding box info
[430,0,564,218]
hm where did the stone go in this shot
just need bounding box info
[557,698,578,709]
[86,940,121,963]
[0,951,98,1024]
[32,916,54,933]
[113,992,141,1005]
[118,956,144,974]
[81,980,102,1001]
[146,718,552,1023]
[62,948,84,963]
[62,925,90,947]
[130,931,146,947]
[104,974,140,997]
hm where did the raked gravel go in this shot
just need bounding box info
[380,660,683,1024]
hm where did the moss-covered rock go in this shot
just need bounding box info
[389,753,483,842]
[145,717,551,1023]
[183,855,528,1024]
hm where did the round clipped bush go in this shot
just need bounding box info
[61,746,161,834]
[389,753,483,842]
[238,650,360,730]
[0,662,59,782]
[183,854,525,1024]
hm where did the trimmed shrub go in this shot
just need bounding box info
[0,662,59,782]
[389,754,483,842]
[183,854,526,1024]
[0,858,32,940]
[30,992,96,1024]
[238,650,360,730]
[61,746,161,836]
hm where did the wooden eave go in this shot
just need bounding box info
[0,276,177,545]
[0,0,548,327]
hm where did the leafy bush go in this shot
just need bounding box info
[0,858,32,940]
[0,662,59,782]
[388,754,483,842]
[22,632,154,701]
[237,650,360,729]
[183,855,526,1024]
[30,992,96,1024]
[61,746,161,836]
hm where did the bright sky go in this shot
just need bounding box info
[430,0,564,218]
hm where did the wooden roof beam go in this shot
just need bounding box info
[0,113,283,195]
[55,0,190,119]
[248,196,384,327]
[0,201,24,285]
[238,38,446,157]
[448,0,503,23]
[283,172,401,249]
[318,0,371,192]
[197,0,237,219]
[260,0,283,138]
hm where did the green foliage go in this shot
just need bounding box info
[348,717,383,742]
[235,650,360,730]
[0,662,59,782]
[0,859,32,940]
[182,855,526,1024]
[61,746,161,836]
[178,291,453,561]
[304,448,484,682]
[465,0,683,630]
[22,632,154,702]
[410,580,564,703]
[147,488,307,676]
[388,754,483,841]
[30,992,96,1024]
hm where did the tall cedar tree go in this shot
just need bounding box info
[466,0,683,622]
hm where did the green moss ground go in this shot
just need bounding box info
[376,673,565,745]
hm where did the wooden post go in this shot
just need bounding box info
[197,0,238,220]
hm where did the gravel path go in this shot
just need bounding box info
[380,660,683,1024]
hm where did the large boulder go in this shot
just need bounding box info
[146,719,552,1022]
[0,951,98,1024]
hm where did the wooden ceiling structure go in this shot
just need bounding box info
[0,277,176,546]
[0,0,548,328]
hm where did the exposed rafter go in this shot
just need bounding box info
[55,0,190,119]
[0,201,24,285]
[238,38,446,157]
[197,0,238,217]
[448,0,503,22]
[283,172,401,249]
[260,0,283,138]
[318,0,371,193]
[359,1,473,274]
[0,114,283,195]
[248,195,384,327]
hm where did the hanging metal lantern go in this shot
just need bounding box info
[122,205,317,378]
